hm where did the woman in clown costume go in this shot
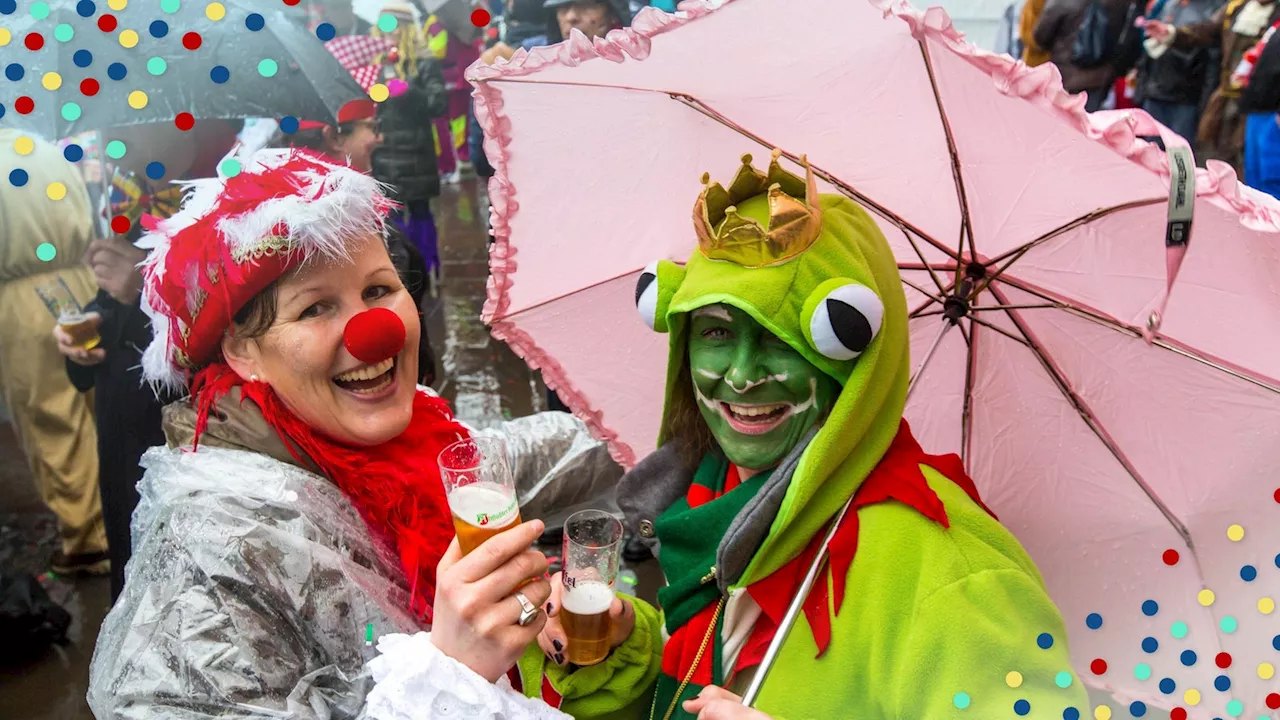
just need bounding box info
[527,151,1089,720]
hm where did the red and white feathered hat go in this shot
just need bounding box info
[137,148,396,391]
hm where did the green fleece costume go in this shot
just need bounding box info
[518,153,1088,720]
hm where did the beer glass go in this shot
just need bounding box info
[561,509,623,666]
[438,437,521,555]
[35,278,100,350]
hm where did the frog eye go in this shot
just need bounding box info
[636,261,660,331]
[805,281,883,360]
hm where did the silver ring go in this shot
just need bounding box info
[515,591,540,627]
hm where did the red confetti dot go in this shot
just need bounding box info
[1215,652,1232,668]
[25,32,44,51]
[1089,659,1107,675]
[471,8,491,26]
[1274,487,1280,503]
[182,32,202,50]
[14,96,34,115]
[174,112,195,131]
[110,215,131,234]
[282,0,300,5]
[1267,693,1280,710]
[1170,709,1187,720]
[98,14,117,32]
[80,78,100,96]
[1162,549,1180,565]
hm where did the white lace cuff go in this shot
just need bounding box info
[365,632,570,720]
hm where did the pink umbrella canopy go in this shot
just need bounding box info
[472,0,1280,717]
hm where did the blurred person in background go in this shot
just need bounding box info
[1136,0,1227,147]
[1147,0,1280,173]
[480,0,632,63]
[0,130,108,577]
[1019,0,1053,65]
[425,9,482,183]
[55,119,241,601]
[1034,0,1137,111]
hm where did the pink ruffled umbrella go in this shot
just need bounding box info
[472,1,1280,717]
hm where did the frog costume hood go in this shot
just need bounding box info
[633,150,910,586]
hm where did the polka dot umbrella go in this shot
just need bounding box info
[472,0,1280,717]
[0,0,363,139]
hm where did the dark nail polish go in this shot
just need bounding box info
[552,639,563,652]
[554,652,564,665]
[546,602,554,614]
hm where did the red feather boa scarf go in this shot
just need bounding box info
[190,362,468,623]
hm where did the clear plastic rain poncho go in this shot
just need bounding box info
[87,411,621,719]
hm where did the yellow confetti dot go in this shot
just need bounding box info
[1260,662,1276,680]
[46,182,66,201]
[119,29,139,48]
[1184,689,1201,706]
[13,136,34,155]
[1094,705,1113,720]
[1005,671,1023,688]
[127,91,148,110]
[42,72,62,91]
[1197,589,1215,606]
[1260,597,1276,615]
[1227,524,1245,541]
[108,0,127,9]
[0,28,11,47]
[368,83,390,103]
[205,2,226,20]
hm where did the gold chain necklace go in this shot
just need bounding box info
[651,597,726,720]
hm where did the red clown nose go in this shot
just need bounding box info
[343,308,406,364]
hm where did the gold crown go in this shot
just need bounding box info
[693,149,823,268]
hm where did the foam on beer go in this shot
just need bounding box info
[448,482,518,529]
[562,580,614,615]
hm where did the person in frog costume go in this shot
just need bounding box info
[518,151,1089,720]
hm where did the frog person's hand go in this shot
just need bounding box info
[535,571,636,666]
[683,686,774,720]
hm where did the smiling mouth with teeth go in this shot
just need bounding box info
[333,357,397,395]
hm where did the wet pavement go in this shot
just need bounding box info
[0,176,655,719]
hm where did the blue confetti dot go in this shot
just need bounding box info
[0,104,5,120]
[9,169,28,187]
[76,0,95,17]
[107,62,127,80]
[1241,564,1257,581]
[145,162,165,180]
[74,49,93,67]
[1142,599,1159,616]
[1130,701,1148,717]
[1159,677,1176,694]
[316,22,336,41]
[5,63,25,81]
[1273,552,1279,569]
[1037,633,1054,649]
[1063,709,1080,720]
[1215,674,1231,691]
[1272,634,1280,651]
[210,65,230,83]
[245,13,264,31]
[1181,650,1197,666]
[279,115,299,134]
[63,144,83,162]
[149,20,169,38]
[1014,699,1031,716]
[0,0,14,14]
[1142,636,1159,653]
[1085,613,1103,629]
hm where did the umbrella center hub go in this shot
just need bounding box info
[942,262,988,322]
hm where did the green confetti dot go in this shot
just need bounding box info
[953,692,971,710]
[1226,699,1244,717]
[1221,616,1238,633]
[1055,671,1073,688]
[105,140,127,159]
[54,24,75,42]
[30,2,51,20]
[1134,663,1152,681]
[257,59,278,77]
[377,13,398,32]
[147,57,168,75]
[219,158,241,177]
[161,0,181,12]
[36,243,56,262]
[61,102,82,121]
[1171,621,1188,639]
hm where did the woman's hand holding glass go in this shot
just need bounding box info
[535,570,636,666]
[431,519,552,683]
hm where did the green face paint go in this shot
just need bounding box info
[688,303,840,471]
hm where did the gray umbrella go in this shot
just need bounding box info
[0,0,363,139]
